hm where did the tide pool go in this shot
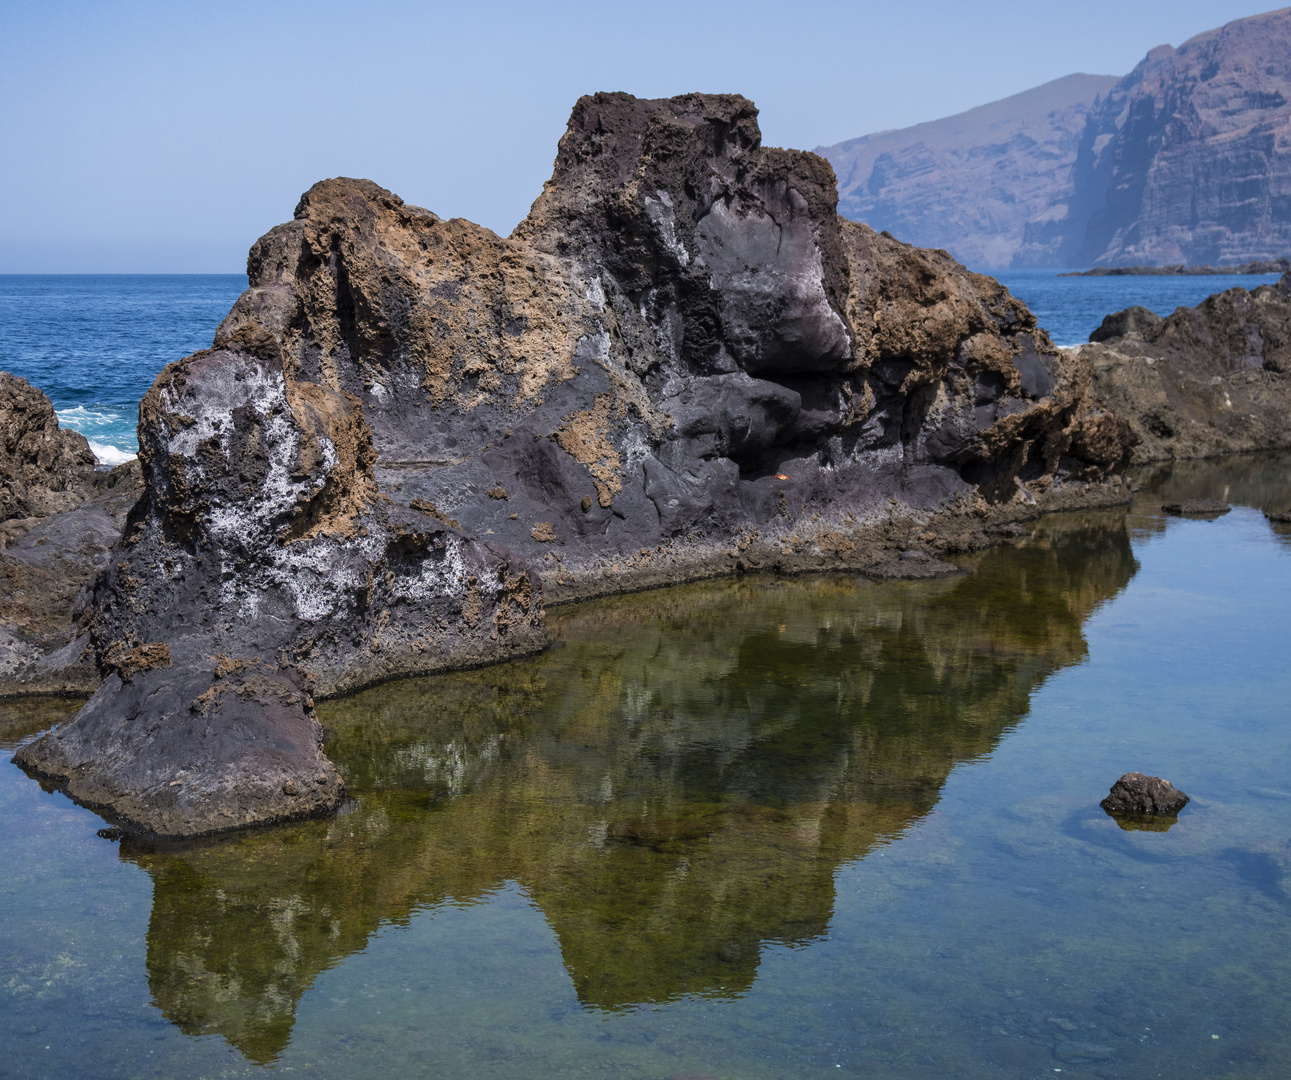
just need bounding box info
[3,452,1290,1078]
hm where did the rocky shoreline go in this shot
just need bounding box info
[1059,260,1291,278]
[1075,275,1291,463]
[6,90,1284,840]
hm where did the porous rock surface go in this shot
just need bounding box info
[1078,274,1291,462]
[0,372,98,528]
[0,374,141,697]
[1100,772,1190,816]
[16,92,1134,837]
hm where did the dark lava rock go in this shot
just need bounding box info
[1089,306,1163,343]
[0,371,98,528]
[1100,772,1190,816]
[14,656,342,838]
[1162,499,1230,516]
[19,92,1136,837]
[1,376,143,696]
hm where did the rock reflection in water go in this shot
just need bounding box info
[118,509,1136,1062]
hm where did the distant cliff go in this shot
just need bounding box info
[823,8,1291,270]
[819,74,1117,270]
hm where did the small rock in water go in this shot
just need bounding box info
[1265,508,1291,524]
[1101,772,1190,816]
[1161,499,1230,516]
[95,826,123,841]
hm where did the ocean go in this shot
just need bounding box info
[0,269,1282,465]
[0,275,247,464]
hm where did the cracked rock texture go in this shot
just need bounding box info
[1078,273,1291,462]
[16,92,1133,837]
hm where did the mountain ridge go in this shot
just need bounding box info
[821,7,1291,269]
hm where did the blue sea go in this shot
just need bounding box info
[0,275,247,464]
[0,270,1281,465]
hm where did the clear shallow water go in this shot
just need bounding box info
[994,269,1286,348]
[0,275,246,462]
[3,453,1290,1078]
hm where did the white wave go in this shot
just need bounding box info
[89,441,137,468]
[56,405,125,430]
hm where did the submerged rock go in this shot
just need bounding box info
[17,92,1135,837]
[1079,274,1291,462]
[1162,499,1230,516]
[1100,772,1190,816]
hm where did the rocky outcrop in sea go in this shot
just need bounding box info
[0,374,143,696]
[1077,273,1291,462]
[11,92,1134,837]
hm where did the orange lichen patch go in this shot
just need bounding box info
[104,641,172,681]
[282,380,379,543]
[212,654,260,679]
[531,521,557,542]
[410,498,461,530]
[816,531,856,556]
[238,179,591,415]
[551,394,622,508]
[775,473,792,481]
[488,486,509,500]
[841,221,1036,380]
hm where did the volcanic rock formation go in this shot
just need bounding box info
[0,372,98,528]
[15,92,1133,837]
[1101,772,1190,816]
[0,375,142,696]
[1078,272,1291,462]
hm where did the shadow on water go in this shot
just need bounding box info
[1221,847,1291,912]
[69,509,1137,1064]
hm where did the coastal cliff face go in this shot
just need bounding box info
[828,9,1291,269]
[14,92,1132,837]
[1039,9,1291,268]
[1079,273,1291,462]
[819,75,1117,270]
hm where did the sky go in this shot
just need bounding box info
[0,0,1283,272]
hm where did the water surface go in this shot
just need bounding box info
[0,274,246,462]
[2,453,1291,1078]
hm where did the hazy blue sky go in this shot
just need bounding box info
[1,0,1281,271]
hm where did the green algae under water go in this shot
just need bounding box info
[3,454,1291,1079]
